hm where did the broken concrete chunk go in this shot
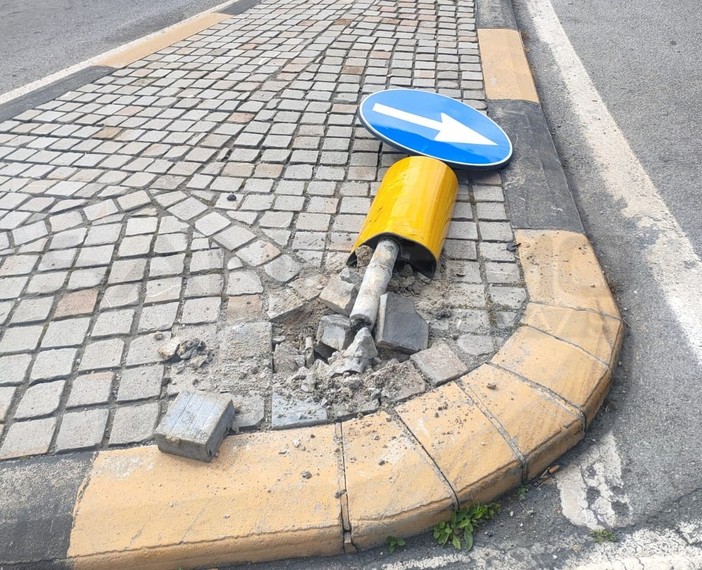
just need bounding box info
[320,276,358,315]
[339,266,362,287]
[329,327,378,376]
[267,288,306,322]
[273,342,299,374]
[316,315,354,355]
[410,341,469,386]
[154,390,234,462]
[375,292,428,354]
[271,391,328,429]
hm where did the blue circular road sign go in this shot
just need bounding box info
[359,89,512,170]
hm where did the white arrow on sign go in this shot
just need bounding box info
[372,102,497,146]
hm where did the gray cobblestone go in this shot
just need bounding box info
[14,381,65,419]
[181,297,221,324]
[117,365,164,401]
[79,339,124,371]
[138,302,178,332]
[30,349,77,381]
[0,418,56,459]
[41,317,91,347]
[54,409,108,451]
[67,372,114,407]
[0,325,43,354]
[11,297,54,324]
[109,402,160,445]
[185,274,223,297]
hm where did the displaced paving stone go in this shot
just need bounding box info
[319,275,357,315]
[316,314,353,356]
[154,390,235,462]
[456,334,495,357]
[0,417,56,459]
[67,372,114,407]
[411,342,469,386]
[329,327,378,376]
[54,409,109,451]
[331,396,380,421]
[375,293,428,354]
[231,392,265,429]
[273,342,299,374]
[237,240,281,266]
[267,288,305,322]
[271,391,327,429]
[117,365,164,401]
[223,322,272,360]
[109,402,160,445]
[14,381,65,419]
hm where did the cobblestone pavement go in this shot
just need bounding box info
[0,0,526,460]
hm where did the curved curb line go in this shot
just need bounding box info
[65,233,622,570]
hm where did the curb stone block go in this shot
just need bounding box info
[396,382,522,504]
[462,365,584,479]
[341,411,456,549]
[68,428,343,568]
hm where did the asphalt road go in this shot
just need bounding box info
[0,0,228,95]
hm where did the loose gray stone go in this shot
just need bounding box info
[339,266,362,287]
[329,327,378,376]
[231,392,265,429]
[273,342,299,374]
[319,276,357,315]
[154,390,235,462]
[375,293,428,354]
[267,289,305,322]
[271,391,327,429]
[331,397,380,421]
[411,342,469,386]
[316,315,353,356]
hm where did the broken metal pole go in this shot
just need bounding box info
[350,238,399,329]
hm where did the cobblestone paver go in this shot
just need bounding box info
[0,0,527,459]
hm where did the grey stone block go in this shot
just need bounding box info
[231,392,265,429]
[155,390,235,462]
[411,342,469,386]
[316,315,353,355]
[271,391,327,429]
[375,293,428,354]
[456,334,494,357]
[319,276,357,315]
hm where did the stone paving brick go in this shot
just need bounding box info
[0,301,11,325]
[411,342,469,387]
[190,249,223,273]
[108,259,147,284]
[14,380,65,419]
[101,283,140,308]
[0,325,43,354]
[75,245,115,268]
[212,226,255,251]
[126,333,170,366]
[485,262,521,285]
[109,402,160,445]
[67,268,108,290]
[226,270,263,295]
[237,240,281,266]
[67,372,114,407]
[479,221,514,242]
[0,418,56,459]
[38,249,77,271]
[10,297,54,324]
[456,333,494,357]
[185,274,223,298]
[0,354,32,386]
[118,235,152,257]
[138,302,179,332]
[125,217,158,236]
[0,276,28,300]
[54,409,108,451]
[0,255,38,276]
[92,309,135,337]
[117,365,164,402]
[473,185,504,202]
[149,254,185,277]
[41,317,91,347]
[30,348,77,382]
[27,271,67,294]
[0,386,16,422]
[263,255,301,283]
[79,339,124,371]
[181,297,221,324]
[54,288,98,318]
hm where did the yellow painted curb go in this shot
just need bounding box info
[478,28,539,103]
[67,230,621,566]
[97,12,231,68]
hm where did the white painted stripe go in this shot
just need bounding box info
[0,0,239,106]
[525,0,702,366]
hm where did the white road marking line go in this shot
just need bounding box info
[525,0,702,366]
[0,0,239,106]
[556,432,631,529]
